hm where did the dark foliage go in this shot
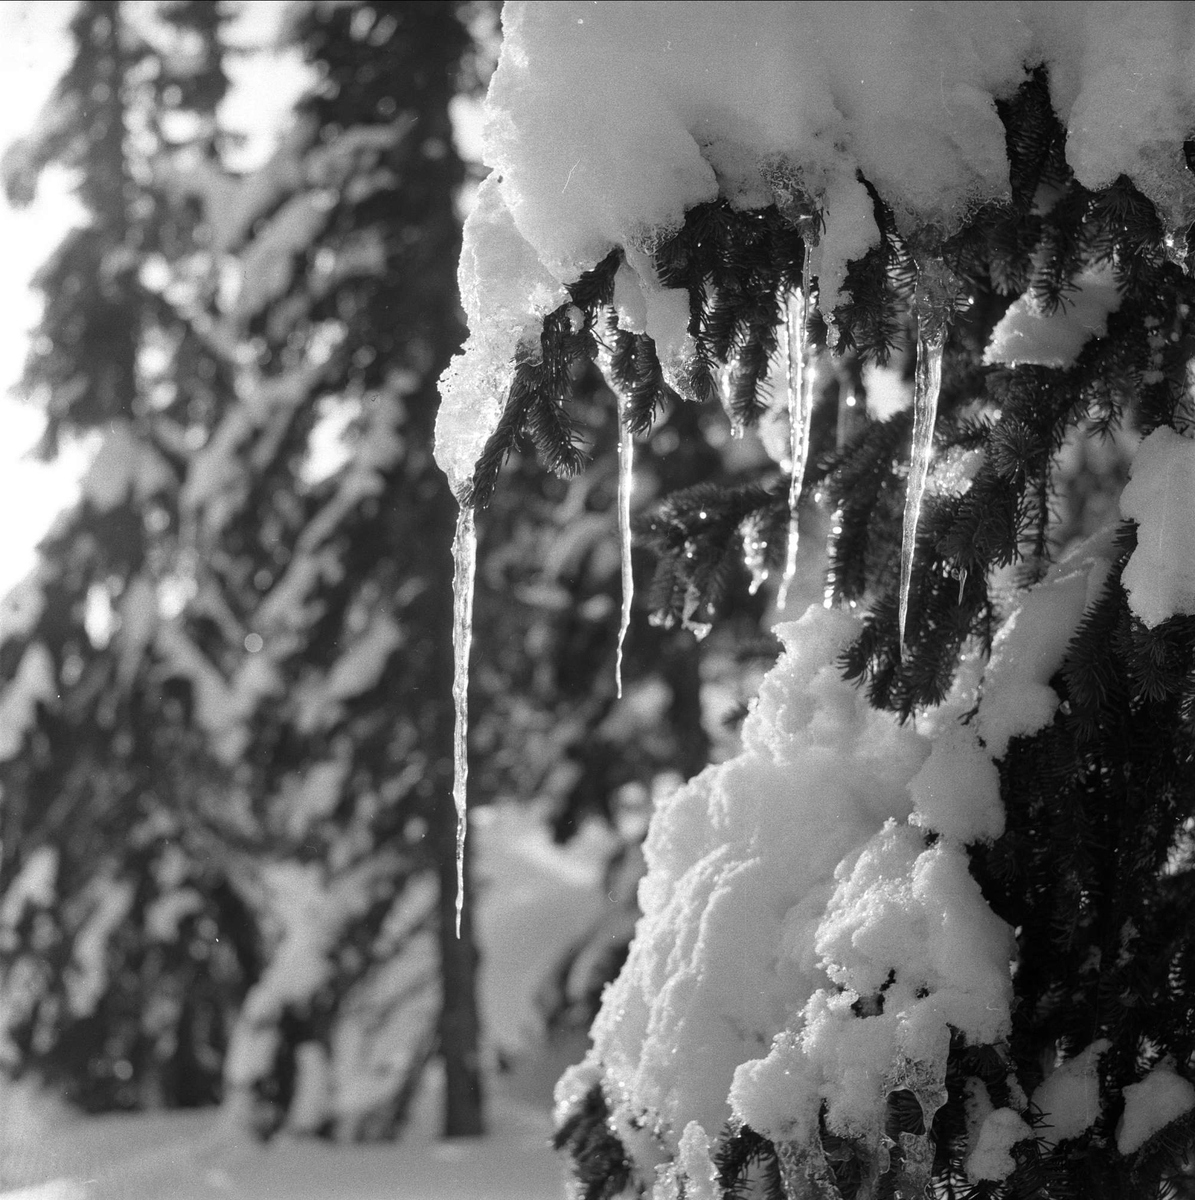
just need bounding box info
[553,1083,637,1200]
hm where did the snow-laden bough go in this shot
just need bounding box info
[433,0,1195,1185]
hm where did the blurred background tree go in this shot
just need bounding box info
[0,0,253,1114]
[0,0,775,1146]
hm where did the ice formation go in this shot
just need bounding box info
[450,505,477,936]
[776,271,814,613]
[615,411,634,698]
[897,324,945,650]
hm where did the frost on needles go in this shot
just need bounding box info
[436,4,1195,1198]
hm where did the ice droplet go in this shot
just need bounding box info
[451,502,476,938]
[898,324,945,652]
[776,254,815,612]
[615,412,634,699]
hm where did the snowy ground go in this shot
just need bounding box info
[0,1070,572,1200]
[0,805,610,1200]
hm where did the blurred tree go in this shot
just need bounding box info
[0,0,253,1112]
[169,0,485,1139]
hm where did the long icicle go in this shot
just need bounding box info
[450,501,477,938]
[615,406,634,699]
[775,254,814,612]
[897,323,946,653]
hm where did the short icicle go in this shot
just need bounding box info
[615,409,634,699]
[775,254,815,612]
[897,324,946,652]
[450,501,477,938]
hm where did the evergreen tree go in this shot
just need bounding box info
[170,0,485,1139]
[444,11,1195,1199]
[0,0,252,1111]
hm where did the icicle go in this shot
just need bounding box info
[776,256,815,612]
[615,411,634,699]
[776,1139,844,1200]
[739,511,770,595]
[823,504,844,609]
[897,324,945,652]
[450,502,476,938]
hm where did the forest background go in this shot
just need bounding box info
[0,0,772,1192]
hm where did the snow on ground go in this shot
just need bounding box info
[0,805,610,1200]
[0,1083,569,1200]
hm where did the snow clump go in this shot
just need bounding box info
[1031,1040,1109,1145]
[437,2,1195,495]
[967,1105,1035,1183]
[984,264,1123,369]
[1116,1060,1195,1156]
[1119,426,1195,628]
[562,527,1120,1185]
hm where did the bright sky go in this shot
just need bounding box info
[0,2,85,597]
[0,1,309,598]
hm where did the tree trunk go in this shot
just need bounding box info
[435,821,484,1137]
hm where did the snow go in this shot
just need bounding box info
[976,525,1118,760]
[155,622,283,764]
[0,1092,567,1200]
[0,574,47,645]
[436,2,1195,496]
[473,805,615,1059]
[284,757,352,840]
[966,1106,1033,1182]
[908,525,1119,846]
[1031,1039,1109,1145]
[984,264,1123,368]
[435,173,564,497]
[1041,4,1195,234]
[230,194,327,323]
[908,707,1003,844]
[568,522,1126,1178]
[0,847,58,932]
[225,858,393,1105]
[578,606,933,1158]
[1116,1060,1195,1156]
[79,424,173,513]
[666,1122,719,1200]
[1119,426,1195,627]
[732,822,1013,1145]
[65,880,135,1019]
[0,643,57,761]
[861,362,910,421]
[293,613,403,734]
